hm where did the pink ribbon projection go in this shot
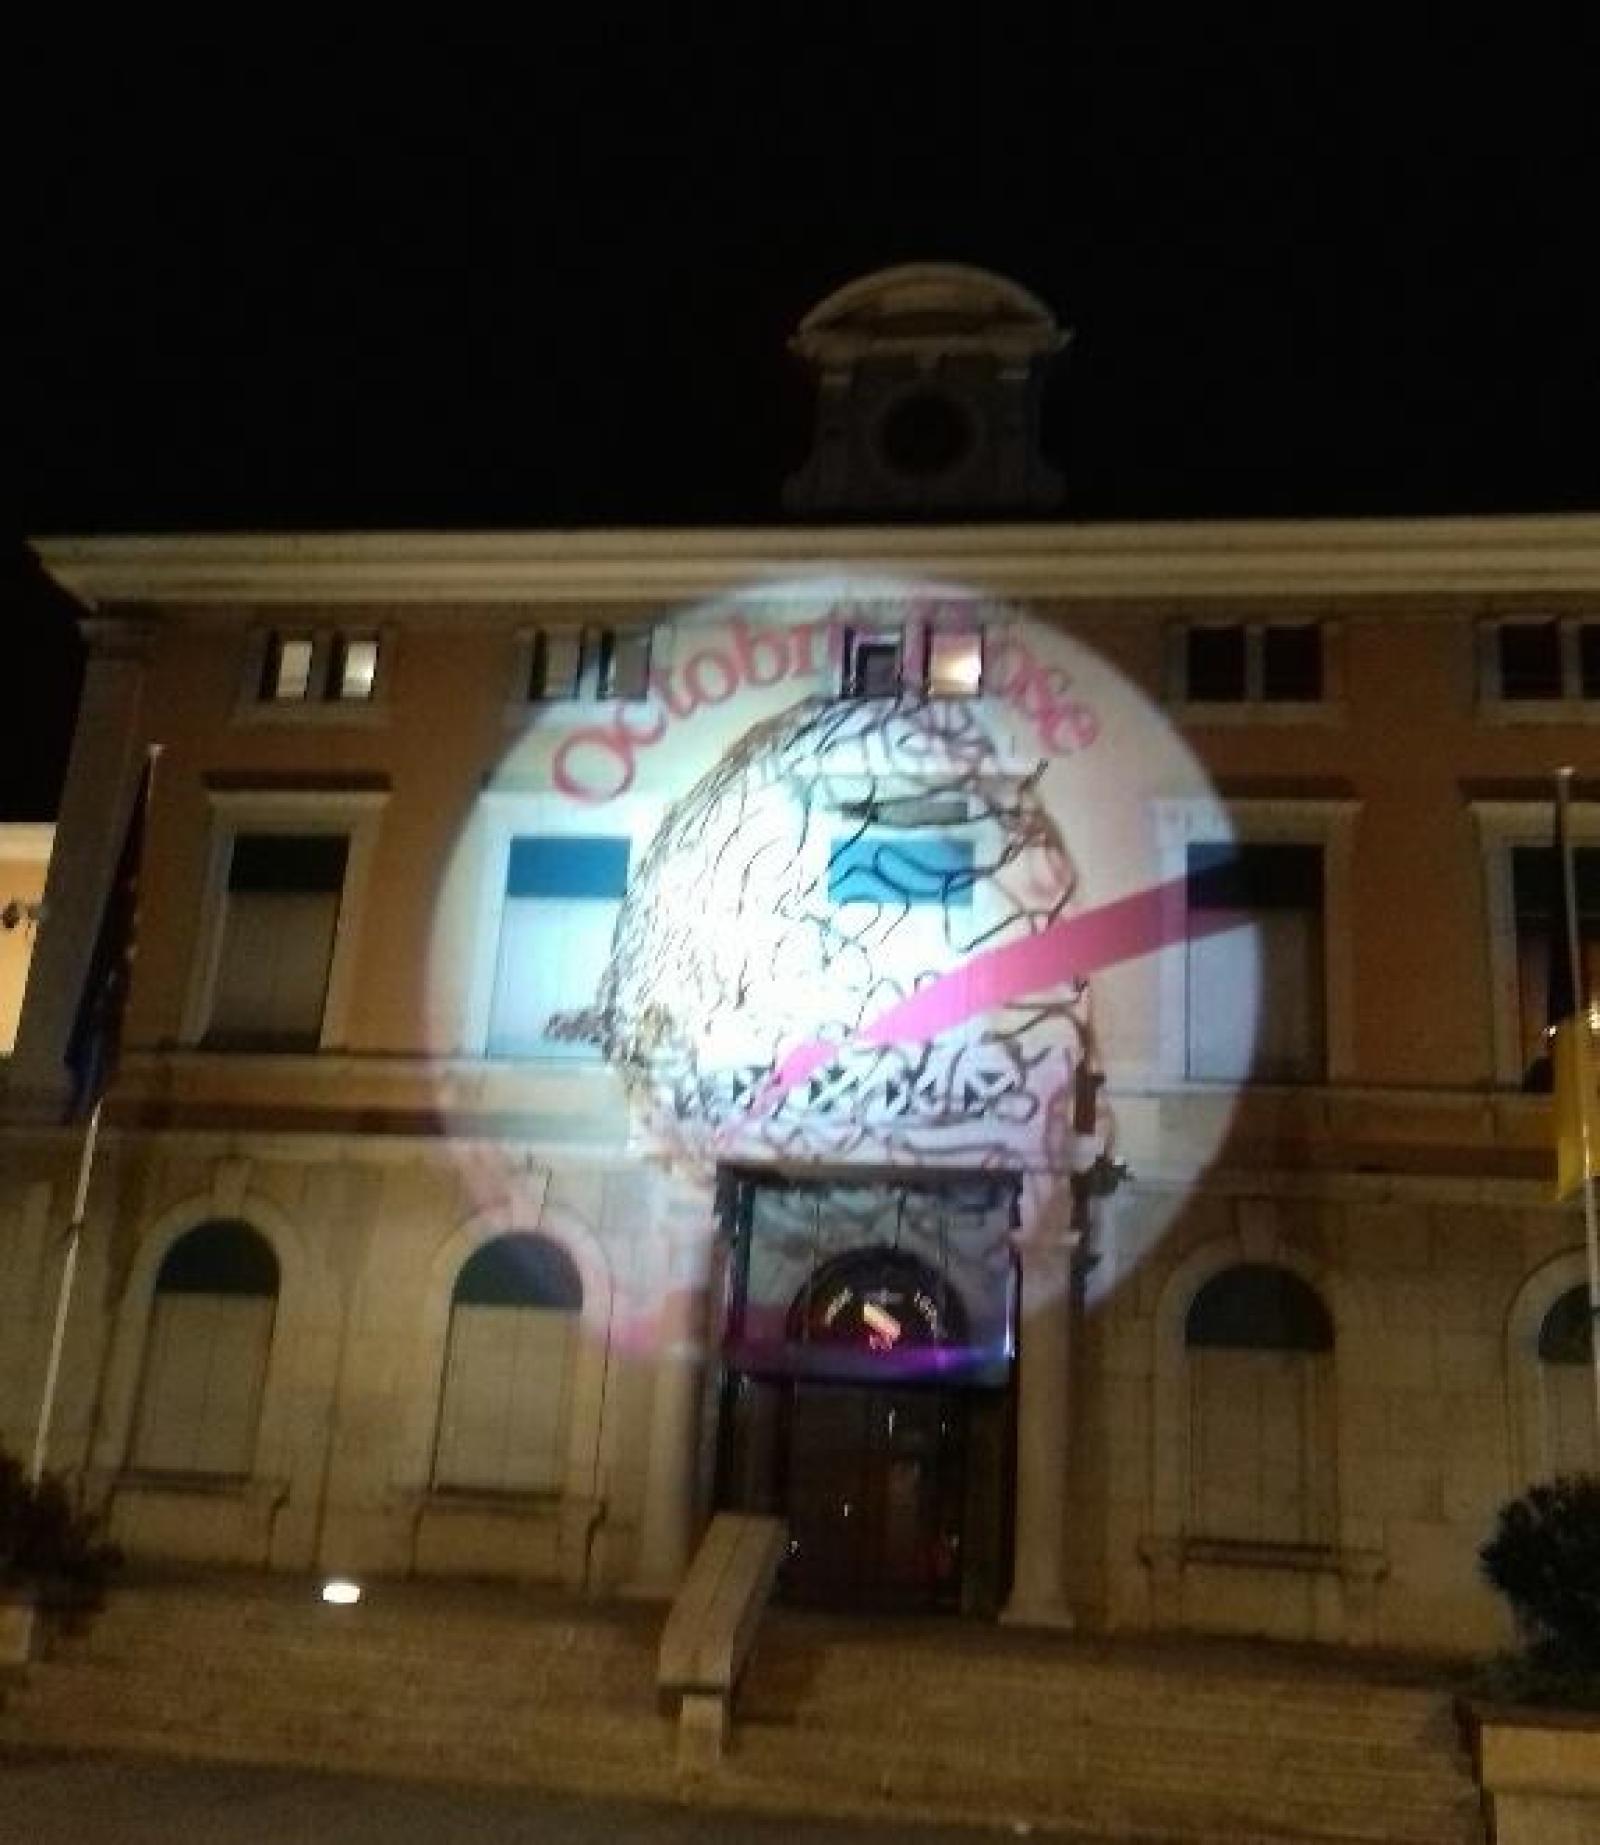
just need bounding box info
[747,876,1240,1116]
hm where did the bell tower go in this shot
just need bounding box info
[784,263,1068,519]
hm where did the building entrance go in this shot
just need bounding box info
[718,1370,1013,1616]
[784,1382,967,1610]
[713,1177,1019,1617]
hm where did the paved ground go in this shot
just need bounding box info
[0,1747,1077,1844]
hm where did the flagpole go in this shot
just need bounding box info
[26,743,162,1489]
[1555,765,1600,1458]
[28,1100,102,1486]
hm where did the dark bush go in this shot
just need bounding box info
[1480,1474,1600,1682]
[0,1449,121,1607]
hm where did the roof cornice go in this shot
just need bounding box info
[31,515,1600,609]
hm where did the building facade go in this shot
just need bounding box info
[4,271,1598,1655]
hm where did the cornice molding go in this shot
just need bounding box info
[30,514,1600,613]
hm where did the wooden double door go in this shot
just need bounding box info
[717,1375,1011,1615]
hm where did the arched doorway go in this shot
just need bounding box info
[716,1207,1017,1617]
[783,1249,972,1610]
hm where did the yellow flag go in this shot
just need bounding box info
[1554,1013,1600,1200]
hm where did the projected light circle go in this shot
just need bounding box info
[425,583,1253,1296]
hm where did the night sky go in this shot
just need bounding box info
[10,21,1599,817]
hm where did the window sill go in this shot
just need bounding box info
[422,1486,566,1513]
[503,696,654,731]
[1139,1533,1387,1583]
[483,1047,606,1065]
[198,1039,327,1056]
[111,1469,289,1504]
[232,700,390,729]
[1165,699,1347,728]
[1478,699,1599,726]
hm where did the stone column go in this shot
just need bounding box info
[628,1168,719,1596]
[6,613,153,1121]
[1002,1222,1076,1629]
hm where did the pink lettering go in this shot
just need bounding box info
[552,726,637,802]
[684,648,738,707]
[614,700,669,749]
[650,666,698,723]
[728,617,791,688]
[548,608,1103,803]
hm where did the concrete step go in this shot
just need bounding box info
[0,1709,682,1807]
[727,1615,1483,1845]
[11,1656,656,1725]
[723,1738,1482,1845]
[3,1576,1486,1845]
[735,1733,1470,1813]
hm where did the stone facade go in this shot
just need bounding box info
[2,512,1596,1657]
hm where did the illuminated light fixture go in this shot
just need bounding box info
[861,1300,903,1349]
[321,1578,362,1606]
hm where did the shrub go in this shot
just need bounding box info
[0,1449,121,1607]
[1480,1475,1600,1695]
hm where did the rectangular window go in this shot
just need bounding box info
[254,631,385,707]
[1180,623,1324,706]
[205,834,348,1051]
[1186,843,1326,1082]
[843,629,904,698]
[598,627,652,701]
[1512,845,1600,1085]
[1487,617,1600,707]
[828,832,975,908]
[487,836,630,1056]
[1261,624,1323,701]
[331,634,380,702]
[262,634,315,703]
[526,628,650,701]
[1185,627,1248,702]
[828,830,975,988]
[131,1294,275,1476]
[925,628,984,697]
[433,1305,575,1493]
[529,629,583,700]
[1580,622,1600,700]
[1498,622,1564,700]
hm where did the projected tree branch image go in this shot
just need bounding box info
[593,691,1096,1168]
[442,588,1240,1246]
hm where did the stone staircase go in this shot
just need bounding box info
[729,1611,1486,1843]
[0,1573,1485,1842]
[0,1570,675,1802]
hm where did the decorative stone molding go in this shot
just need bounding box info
[1138,1535,1388,1645]
[1144,1209,1381,1641]
[100,1471,292,1569]
[392,1187,615,1587]
[90,1184,318,1495]
[1504,1246,1594,1485]
[35,514,1600,610]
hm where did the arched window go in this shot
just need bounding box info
[1184,1263,1336,1547]
[433,1234,583,1494]
[1537,1285,1595,1477]
[131,1220,279,1477]
[787,1247,969,1351]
